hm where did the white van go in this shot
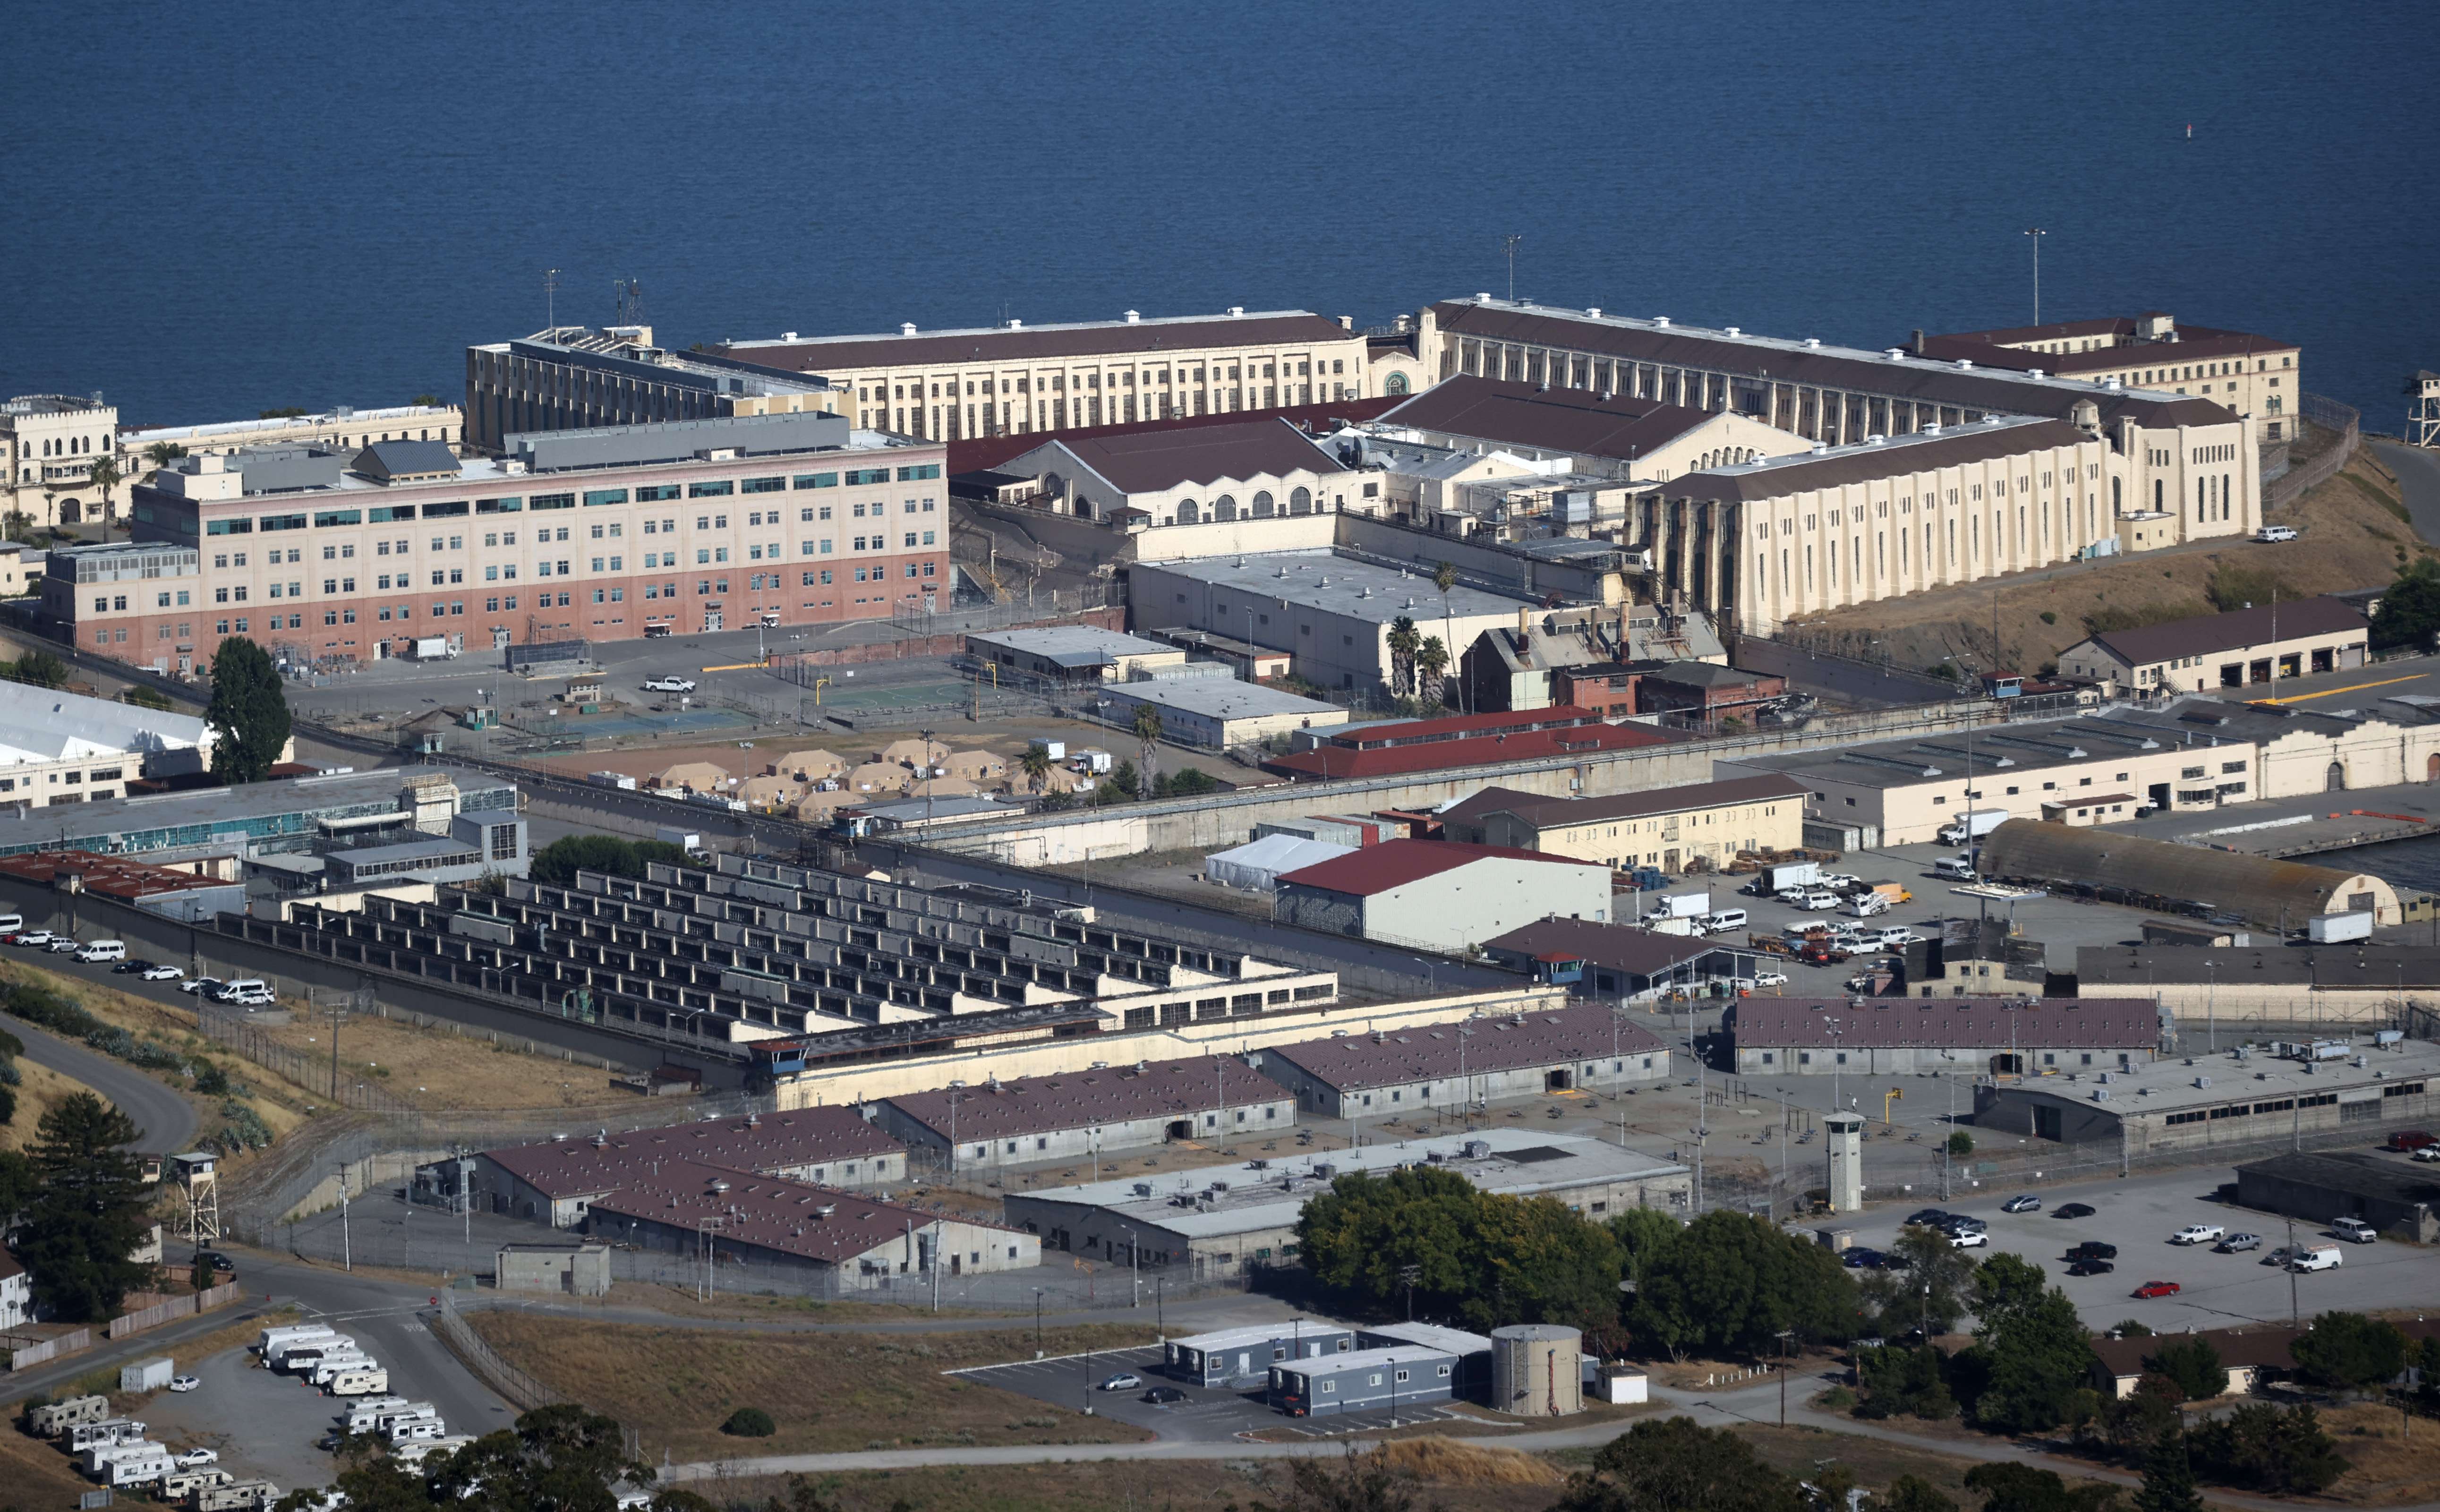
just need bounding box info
[0,914,22,933]
[2332,1217,2378,1244]
[1932,856,1977,880]
[2289,1245,2343,1272]
[75,940,126,963]
[327,1367,390,1397]
[1698,909,1748,935]
[212,978,268,1002]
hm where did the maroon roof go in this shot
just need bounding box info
[1919,319,2298,377]
[1258,1001,1667,1092]
[1726,997,2160,1051]
[1033,418,1346,495]
[1275,839,1605,898]
[2089,1317,2439,1383]
[1483,917,1729,976]
[711,311,1357,376]
[2081,596,2366,669]
[884,1054,1296,1142]
[482,1108,903,1199]
[1662,421,2097,504]
[1326,707,1607,748]
[583,1156,1019,1266]
[1376,376,1721,462]
[946,395,1401,475]
[1263,722,1671,781]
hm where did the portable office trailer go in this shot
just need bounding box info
[390,1419,449,1444]
[30,1396,111,1436]
[327,1367,391,1397]
[1163,1324,1358,1386]
[84,1439,163,1474]
[1268,1346,1459,1418]
[392,1435,475,1466]
[273,1336,355,1370]
[307,1352,376,1386]
[355,1401,437,1432]
[197,1479,281,1511]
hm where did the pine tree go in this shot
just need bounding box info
[205,636,292,785]
[2134,1428,2206,1512]
[16,1094,155,1321]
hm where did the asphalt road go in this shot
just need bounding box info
[11,1016,198,1153]
[2373,440,2440,547]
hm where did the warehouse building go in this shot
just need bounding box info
[1272,840,1614,947]
[1978,820,2400,929]
[0,766,519,870]
[1248,1001,1671,1116]
[1000,1128,1689,1278]
[965,625,1186,683]
[2057,597,2369,694]
[872,1054,1299,1172]
[583,1156,1038,1282]
[1463,775,1808,871]
[1971,1036,2440,1157]
[1092,675,1349,749]
[1725,997,2164,1077]
[2075,944,2440,1021]
[1271,1346,1460,1418]
[1480,918,1760,1002]
[414,1108,907,1226]
[1264,710,1669,782]
[2233,1152,2440,1243]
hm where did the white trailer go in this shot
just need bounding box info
[197,1479,281,1512]
[84,1439,164,1475]
[393,1435,476,1466]
[308,1352,377,1386]
[258,1324,336,1356]
[70,1419,150,1453]
[356,1401,438,1433]
[1644,890,1711,920]
[327,1367,391,1397]
[103,1450,176,1488]
[162,1467,236,1500]
[389,1418,449,1444]
[32,1396,112,1437]
[2307,911,2373,943]
[1761,861,1820,895]
[273,1335,356,1370]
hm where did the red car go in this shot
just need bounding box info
[2133,1281,2182,1299]
[2387,1130,2437,1153]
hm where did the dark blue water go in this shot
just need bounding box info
[2,3,2433,432]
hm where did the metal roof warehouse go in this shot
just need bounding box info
[1725,997,2164,1076]
[1248,1001,1670,1116]
[872,1053,1300,1171]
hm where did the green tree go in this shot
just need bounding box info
[530,836,691,886]
[1161,768,1219,798]
[2188,1402,2349,1495]
[2132,1428,2206,1512]
[1860,1224,1979,1337]
[2144,1336,2223,1401]
[0,1148,32,1216]
[1296,1166,1624,1332]
[2102,1375,2183,1462]
[1855,1343,1954,1420]
[2110,1320,2154,1338]
[1414,635,1450,706]
[119,683,175,710]
[1605,1206,1680,1286]
[2372,557,2440,651]
[1018,743,1054,795]
[1432,561,1463,713]
[2290,1311,2407,1392]
[204,637,292,784]
[1386,615,1420,699]
[1253,1444,1417,1512]
[15,1093,156,1321]
[1552,1417,1805,1512]
[143,441,188,470]
[1629,1210,1858,1360]
[1883,1476,1957,1512]
[1131,704,1162,796]
[85,455,123,524]
[7,649,68,688]
[1946,1130,1974,1156]
[1965,1256,2094,1435]
[1962,1464,2117,1512]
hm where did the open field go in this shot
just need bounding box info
[1791,447,2418,678]
[464,1313,1157,1461]
[0,1055,102,1151]
[2293,1401,2440,1507]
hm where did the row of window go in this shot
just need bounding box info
[192,468,942,536]
[2164,1092,2339,1127]
[857,361,1348,403]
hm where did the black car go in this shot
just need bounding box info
[2067,1241,2118,1261]
[193,1249,235,1273]
[1140,1385,1187,1404]
[1903,1209,1953,1228]
[1878,1249,1915,1272]
[2067,1258,2116,1277]
[112,959,151,974]
[2055,1203,2097,1220]
[1842,1247,1884,1269]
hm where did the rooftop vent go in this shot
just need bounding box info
[1804,337,1821,348]
[1476,292,1493,302]
[1228,306,1245,317]
[1586,307,1602,318]
[1868,434,1887,446]
[1007,319,1023,330]
[2030,368,2045,379]
[901,323,918,337]
[1725,326,1741,337]
[781,331,798,342]
[1653,316,1671,327]
[1924,423,1943,435]
[1886,348,1907,361]
[1955,359,1974,370]
[1124,310,1141,324]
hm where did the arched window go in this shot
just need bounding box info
[1251,490,1275,518]
[58,498,81,525]
[1213,494,1237,521]
[1385,373,1409,395]
[1176,499,1200,525]
[1042,471,1066,504]
[1289,487,1312,515]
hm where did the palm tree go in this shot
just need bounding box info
[85,455,123,529]
[143,441,188,470]
[1131,704,1163,796]
[1018,743,1054,796]
[1415,635,1450,708]
[1432,561,1466,713]
[1387,615,1420,700]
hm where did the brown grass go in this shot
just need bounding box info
[0,1056,102,1151]
[463,1312,1156,1461]
[2312,1401,2440,1506]
[710,1459,1570,1512]
[0,1416,112,1511]
[1371,1435,1567,1486]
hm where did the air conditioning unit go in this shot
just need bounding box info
[2193,1076,2210,1089]
[2092,1089,2111,1102]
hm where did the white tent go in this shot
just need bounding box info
[1203,833,1356,892]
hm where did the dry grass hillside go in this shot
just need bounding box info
[1787,446,2420,678]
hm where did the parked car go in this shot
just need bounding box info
[2214,1232,2262,1253]
[2001,1195,2042,1213]
[2331,1217,2379,1244]
[1842,1247,1885,1269]
[1753,970,1789,988]
[141,964,185,982]
[1790,889,1841,911]
[1097,1372,1143,1391]
[2170,1224,2225,1246]
[2067,1258,2116,1277]
[2252,525,2298,543]
[9,931,54,948]
[1948,1229,1988,1249]
[169,1377,201,1395]
[2384,1130,2436,1153]
[2054,1203,2096,1220]
[2290,1247,2343,1272]
[2264,1245,2304,1268]
[179,977,223,996]
[2132,1280,2182,1299]
[175,1447,214,1464]
[2067,1241,2119,1261]
[642,676,698,693]
[112,958,151,974]
[1903,1209,1954,1228]
[45,936,81,953]
[194,1250,235,1274]
[1141,1386,1187,1404]
[2414,1145,2440,1163]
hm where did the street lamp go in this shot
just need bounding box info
[2203,958,2218,1054]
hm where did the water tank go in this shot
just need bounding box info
[1491,1324,1583,1416]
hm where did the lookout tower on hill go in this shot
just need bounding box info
[172,1151,219,1246]
[2410,371,2440,449]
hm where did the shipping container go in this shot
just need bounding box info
[120,1357,175,1393]
[2307,911,2373,943]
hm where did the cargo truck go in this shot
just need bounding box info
[1758,861,1820,896]
[1641,891,1711,923]
[411,637,458,661]
[1936,809,2008,846]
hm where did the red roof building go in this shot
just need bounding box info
[1262,720,1668,781]
[1273,839,1614,948]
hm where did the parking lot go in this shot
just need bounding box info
[1825,1159,2440,1332]
[953,1345,1474,1443]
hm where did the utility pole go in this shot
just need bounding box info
[1778,1330,1794,1426]
[2023,229,2046,326]
[1502,234,1523,302]
[545,267,562,331]
[2285,1213,2299,1326]
[339,1166,351,1272]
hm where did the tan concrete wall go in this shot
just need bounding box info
[2077,982,2410,1026]
[1489,793,1804,868]
[772,984,1566,1108]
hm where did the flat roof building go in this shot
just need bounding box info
[2233,1151,2440,1243]
[1000,1127,1689,1278]
[2057,597,2368,694]
[966,625,1185,683]
[1263,714,1671,782]
[0,767,517,870]
[1971,1036,2440,1158]
[873,1053,1299,1172]
[1479,918,1760,1003]
[1092,676,1349,750]
[0,675,220,801]
[0,849,246,923]
[463,327,838,454]
[1726,996,2164,1077]
[1270,1345,1459,1418]
[1163,1322,1358,1386]
[1249,1001,1671,1116]
[124,404,461,467]
[1461,775,1807,872]
[1273,839,1615,948]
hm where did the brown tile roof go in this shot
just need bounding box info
[710,312,1357,376]
[1480,775,1809,832]
[482,1108,903,1199]
[1376,376,1721,462]
[2078,596,2366,669]
[2088,1318,2440,1383]
[1276,839,1606,898]
[1482,917,1730,976]
[1262,722,1672,782]
[1439,786,1553,829]
[1429,302,2240,432]
[1041,418,1346,495]
[1726,997,2161,1051]
[0,849,229,902]
[584,1157,1019,1266]
[1659,420,2097,504]
[1258,1001,1667,1092]
[1920,320,2298,377]
[883,1054,1296,1142]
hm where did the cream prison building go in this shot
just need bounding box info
[702,309,1378,443]
[1,393,119,528]
[124,404,463,467]
[1913,312,2302,442]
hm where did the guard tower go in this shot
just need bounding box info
[1824,1112,1865,1213]
[172,1151,220,1246]
[2410,372,2440,450]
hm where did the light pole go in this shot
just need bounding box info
[2023,229,2046,326]
[1777,1330,1794,1426]
[1456,1022,1476,1130]
[2204,958,2218,1054]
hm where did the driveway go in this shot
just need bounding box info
[2371,441,2440,548]
[10,1016,198,1153]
